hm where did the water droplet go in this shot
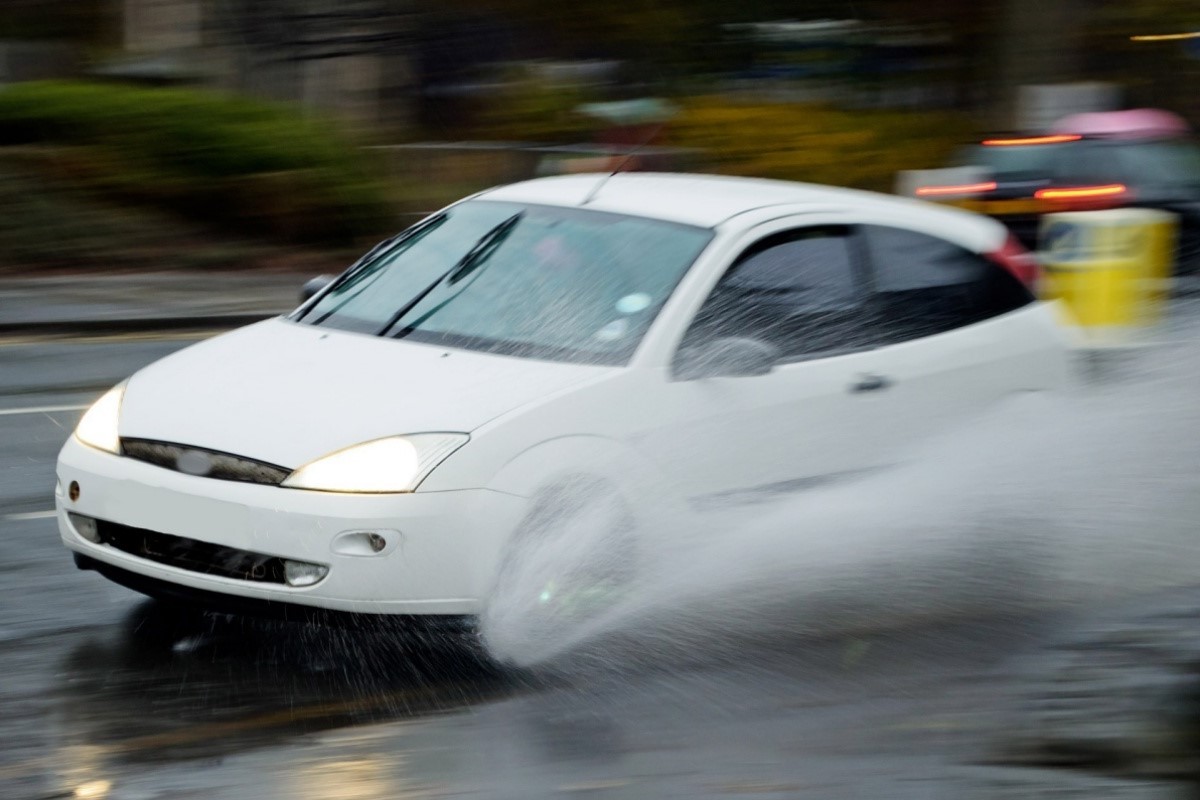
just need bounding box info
[594,319,628,342]
[616,293,652,314]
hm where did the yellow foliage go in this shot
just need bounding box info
[670,97,975,193]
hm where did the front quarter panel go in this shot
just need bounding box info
[474,433,689,573]
[419,368,691,541]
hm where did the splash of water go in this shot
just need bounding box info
[483,311,1200,669]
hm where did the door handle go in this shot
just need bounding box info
[850,373,891,393]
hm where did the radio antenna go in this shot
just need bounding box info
[581,119,667,206]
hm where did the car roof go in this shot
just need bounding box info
[476,172,992,232]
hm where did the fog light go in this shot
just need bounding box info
[69,481,81,502]
[68,513,100,543]
[283,560,329,587]
[366,533,387,553]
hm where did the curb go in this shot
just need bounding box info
[0,313,280,337]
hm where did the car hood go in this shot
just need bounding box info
[120,318,613,468]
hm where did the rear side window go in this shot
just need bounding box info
[862,225,1032,345]
[682,227,874,360]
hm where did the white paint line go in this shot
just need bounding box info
[0,404,87,417]
[4,510,57,521]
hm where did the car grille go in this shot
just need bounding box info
[121,439,290,486]
[96,519,288,584]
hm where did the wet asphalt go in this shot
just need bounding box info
[2,332,1199,800]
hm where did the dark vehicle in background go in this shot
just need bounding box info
[917,110,1200,274]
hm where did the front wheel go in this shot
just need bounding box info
[481,478,638,666]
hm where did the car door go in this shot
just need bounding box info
[638,224,902,503]
[852,223,1065,459]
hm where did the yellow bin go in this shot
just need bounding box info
[1038,208,1178,346]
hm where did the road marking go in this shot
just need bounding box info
[0,404,87,416]
[4,510,57,521]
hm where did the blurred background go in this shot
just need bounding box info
[0,0,1195,275]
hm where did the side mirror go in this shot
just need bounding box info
[673,337,780,381]
[300,274,335,303]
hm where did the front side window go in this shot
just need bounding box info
[295,201,713,365]
[862,225,1032,345]
[681,227,872,361]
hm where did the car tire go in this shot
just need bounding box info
[482,476,639,665]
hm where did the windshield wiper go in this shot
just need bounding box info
[376,212,523,337]
[298,213,448,325]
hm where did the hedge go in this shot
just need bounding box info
[0,81,392,244]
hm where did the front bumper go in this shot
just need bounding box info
[56,436,528,616]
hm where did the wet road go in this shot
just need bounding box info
[1,332,1196,799]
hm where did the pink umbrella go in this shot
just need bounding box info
[1050,108,1191,139]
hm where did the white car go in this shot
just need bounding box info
[57,173,1070,629]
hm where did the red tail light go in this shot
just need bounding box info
[915,181,997,197]
[987,233,1039,288]
[1034,183,1127,201]
[982,134,1082,146]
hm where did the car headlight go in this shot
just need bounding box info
[281,434,469,493]
[75,384,125,454]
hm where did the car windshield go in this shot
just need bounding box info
[294,201,713,365]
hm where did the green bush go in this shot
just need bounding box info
[670,97,975,193]
[0,81,391,244]
[0,160,229,271]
